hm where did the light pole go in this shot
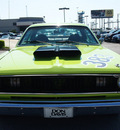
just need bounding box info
[8,0,10,19]
[84,15,88,25]
[59,7,70,23]
[26,5,28,17]
[90,22,94,29]
[117,13,120,29]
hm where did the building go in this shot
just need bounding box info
[0,17,45,32]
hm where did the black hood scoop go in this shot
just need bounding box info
[34,45,81,60]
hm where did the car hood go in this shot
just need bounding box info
[0,45,120,75]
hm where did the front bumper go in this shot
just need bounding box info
[1,99,120,117]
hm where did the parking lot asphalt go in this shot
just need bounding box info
[3,39,18,49]
[102,42,120,54]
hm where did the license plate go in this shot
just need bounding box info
[44,107,73,118]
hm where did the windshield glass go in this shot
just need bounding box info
[18,26,99,46]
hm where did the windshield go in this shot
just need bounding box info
[18,26,99,46]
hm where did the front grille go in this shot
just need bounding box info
[0,75,119,93]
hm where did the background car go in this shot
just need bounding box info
[104,29,118,42]
[112,34,120,43]
[105,29,120,42]
[99,34,106,42]
[0,32,17,39]
[15,34,22,40]
[99,30,110,42]
[0,34,10,39]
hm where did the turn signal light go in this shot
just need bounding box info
[118,77,120,88]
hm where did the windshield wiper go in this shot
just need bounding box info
[56,40,89,46]
[24,40,52,45]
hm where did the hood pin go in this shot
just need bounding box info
[116,64,120,68]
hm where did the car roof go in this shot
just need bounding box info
[29,23,87,28]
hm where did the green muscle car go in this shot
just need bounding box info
[0,23,120,118]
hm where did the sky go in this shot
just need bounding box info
[0,0,120,28]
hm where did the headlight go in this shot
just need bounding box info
[96,77,106,87]
[118,77,120,88]
[10,78,20,87]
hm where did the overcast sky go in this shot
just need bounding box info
[0,0,120,26]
